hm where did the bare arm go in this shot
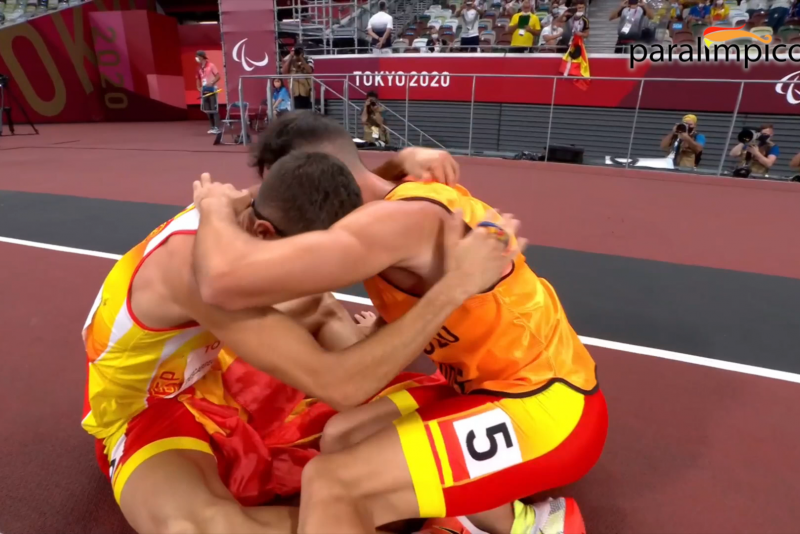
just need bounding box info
[194,200,445,310]
[661,130,677,152]
[749,148,777,169]
[730,143,744,157]
[371,147,460,184]
[790,152,800,169]
[166,238,475,411]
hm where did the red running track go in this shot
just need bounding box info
[2,242,800,534]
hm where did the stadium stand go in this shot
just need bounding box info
[1,0,84,27]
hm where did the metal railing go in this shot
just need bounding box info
[238,72,800,180]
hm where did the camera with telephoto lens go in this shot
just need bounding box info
[732,127,766,178]
[675,122,689,134]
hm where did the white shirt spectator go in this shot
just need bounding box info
[367,7,393,55]
[746,0,768,9]
[770,0,791,9]
[461,8,481,37]
[367,11,393,35]
[539,23,564,44]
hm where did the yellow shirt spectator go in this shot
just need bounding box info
[510,10,542,47]
[711,3,729,20]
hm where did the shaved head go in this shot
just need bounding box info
[251,111,363,177]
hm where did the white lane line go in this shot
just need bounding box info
[2,236,799,385]
[0,236,122,260]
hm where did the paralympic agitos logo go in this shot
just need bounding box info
[629,25,800,70]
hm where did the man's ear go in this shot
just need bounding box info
[253,219,279,240]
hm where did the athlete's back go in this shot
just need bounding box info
[363,182,597,397]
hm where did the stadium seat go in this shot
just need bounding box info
[778,26,800,42]
[443,17,459,30]
[412,37,429,49]
[751,25,773,38]
[691,22,708,38]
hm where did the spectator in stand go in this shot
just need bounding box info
[281,47,314,110]
[551,0,568,16]
[745,0,768,19]
[768,0,792,30]
[660,114,706,170]
[457,0,485,51]
[560,0,590,43]
[610,0,654,52]
[686,0,712,23]
[730,124,779,176]
[195,51,220,135]
[271,79,291,116]
[367,1,393,55]
[668,0,683,20]
[361,91,390,145]
[501,0,521,17]
[509,0,542,52]
[426,30,444,52]
[539,15,565,46]
[710,0,730,21]
[790,0,800,20]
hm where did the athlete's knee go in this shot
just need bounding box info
[302,454,351,500]
[319,412,353,454]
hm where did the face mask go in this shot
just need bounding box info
[195,57,201,63]
[432,33,438,38]
[716,0,723,5]
[575,9,584,15]
[758,133,771,142]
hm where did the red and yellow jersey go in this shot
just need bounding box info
[363,182,597,397]
[81,206,222,447]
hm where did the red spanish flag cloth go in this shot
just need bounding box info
[559,35,590,91]
[183,349,447,506]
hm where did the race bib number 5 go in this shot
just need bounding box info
[452,408,523,479]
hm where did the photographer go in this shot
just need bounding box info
[361,91,390,145]
[660,114,706,169]
[281,46,314,109]
[729,124,779,177]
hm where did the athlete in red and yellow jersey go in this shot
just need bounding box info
[192,113,607,534]
[82,149,518,534]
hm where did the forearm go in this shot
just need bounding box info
[371,154,408,182]
[730,144,743,157]
[688,139,703,153]
[322,276,468,408]
[193,200,254,308]
[661,133,675,151]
